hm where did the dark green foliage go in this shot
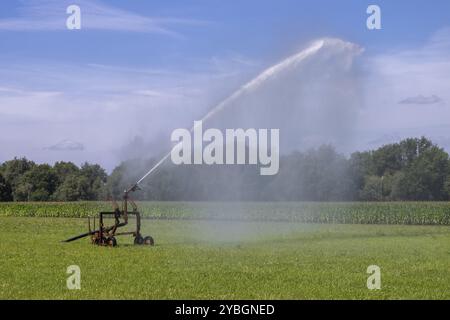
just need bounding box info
[53,161,79,184]
[0,158,36,200]
[13,164,58,201]
[353,137,450,201]
[0,159,106,202]
[0,173,12,201]
[108,137,450,201]
[1,136,450,201]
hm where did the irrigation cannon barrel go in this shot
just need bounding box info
[62,230,98,243]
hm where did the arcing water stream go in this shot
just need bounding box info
[135,38,362,186]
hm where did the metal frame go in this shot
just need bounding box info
[63,184,154,247]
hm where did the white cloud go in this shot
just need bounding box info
[46,139,85,151]
[354,27,450,151]
[133,90,165,97]
[399,95,443,105]
[0,54,253,170]
[0,0,207,35]
[0,86,62,98]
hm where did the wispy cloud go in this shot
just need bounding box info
[0,86,62,98]
[0,52,255,169]
[399,94,443,105]
[350,26,450,154]
[46,139,85,151]
[360,27,450,134]
[0,0,207,36]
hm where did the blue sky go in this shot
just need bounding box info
[1,0,450,67]
[1,0,450,170]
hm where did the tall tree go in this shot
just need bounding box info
[13,164,58,201]
[0,158,35,200]
[0,173,13,201]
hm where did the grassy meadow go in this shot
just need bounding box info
[0,201,449,299]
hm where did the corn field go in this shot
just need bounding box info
[0,201,449,225]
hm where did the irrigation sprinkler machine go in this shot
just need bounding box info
[63,183,154,247]
[62,40,335,248]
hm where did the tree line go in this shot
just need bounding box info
[0,161,107,201]
[1,137,449,202]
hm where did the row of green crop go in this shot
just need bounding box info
[0,201,450,225]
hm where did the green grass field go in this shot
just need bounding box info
[1,208,449,299]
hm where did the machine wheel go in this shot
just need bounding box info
[143,236,154,246]
[107,237,117,247]
[93,235,107,246]
[134,235,144,245]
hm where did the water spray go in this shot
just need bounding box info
[132,39,329,189]
[63,38,361,247]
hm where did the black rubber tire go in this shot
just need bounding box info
[93,236,107,246]
[107,237,117,247]
[143,236,154,246]
[134,235,144,245]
